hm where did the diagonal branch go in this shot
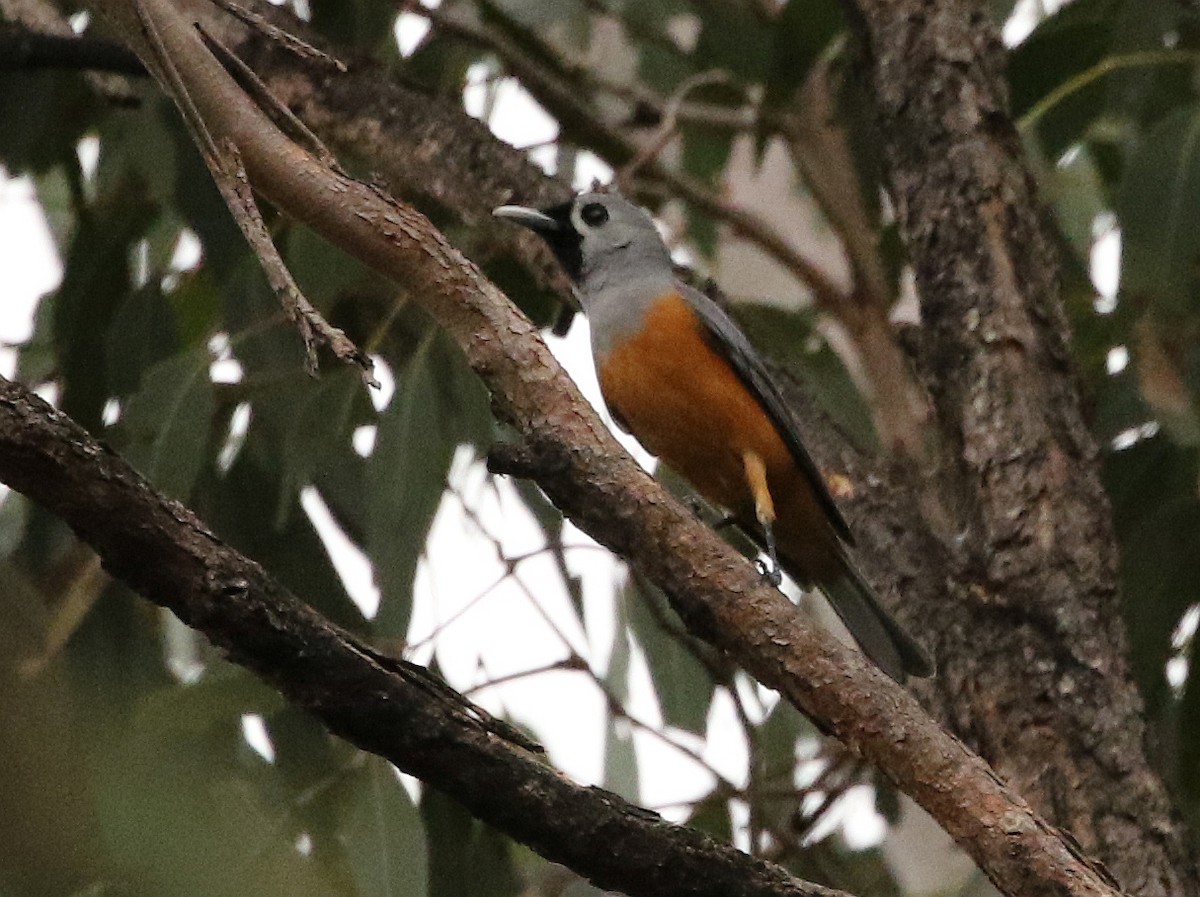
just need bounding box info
[0,375,842,897]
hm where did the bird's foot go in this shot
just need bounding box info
[755,557,783,587]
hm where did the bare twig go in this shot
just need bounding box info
[208,0,346,71]
[198,23,340,168]
[129,0,374,383]
[618,69,736,184]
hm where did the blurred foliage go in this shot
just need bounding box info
[1,0,1200,894]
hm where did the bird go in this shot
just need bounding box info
[494,191,933,681]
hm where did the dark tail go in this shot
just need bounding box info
[820,565,934,682]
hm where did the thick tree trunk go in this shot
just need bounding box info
[838,1,1198,894]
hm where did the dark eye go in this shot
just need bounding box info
[580,202,609,227]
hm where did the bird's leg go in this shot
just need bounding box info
[742,451,782,587]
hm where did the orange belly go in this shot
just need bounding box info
[596,294,841,583]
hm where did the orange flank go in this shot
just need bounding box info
[597,292,843,584]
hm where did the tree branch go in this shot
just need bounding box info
[48,2,1125,895]
[0,375,844,897]
[0,22,145,73]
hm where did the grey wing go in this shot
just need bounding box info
[678,282,853,543]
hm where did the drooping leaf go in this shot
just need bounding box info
[787,838,901,897]
[690,0,771,84]
[603,608,640,800]
[686,792,733,842]
[421,787,520,897]
[366,330,491,637]
[1117,103,1200,316]
[280,367,375,501]
[0,69,96,175]
[337,756,428,897]
[0,492,29,561]
[1009,0,1119,157]
[93,688,340,897]
[194,440,369,632]
[311,0,404,57]
[106,282,182,396]
[763,0,845,112]
[624,574,714,734]
[116,346,215,500]
[1104,435,1200,700]
[51,177,159,430]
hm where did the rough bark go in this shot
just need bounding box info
[837,1,1199,895]
[0,376,846,897]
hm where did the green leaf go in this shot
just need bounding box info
[311,0,403,56]
[226,264,310,374]
[0,70,96,174]
[603,610,640,800]
[691,0,771,84]
[421,788,520,897]
[131,666,285,739]
[752,699,805,787]
[92,703,340,896]
[338,756,428,897]
[686,793,733,842]
[1104,0,1198,129]
[51,177,159,429]
[367,331,491,637]
[194,441,369,632]
[747,697,811,838]
[0,492,29,561]
[786,839,901,897]
[117,346,215,500]
[763,0,845,112]
[120,358,215,487]
[106,283,182,396]
[1118,103,1200,315]
[64,592,340,897]
[1038,145,1108,261]
[1104,436,1200,700]
[281,367,375,500]
[1008,0,1118,157]
[624,574,714,734]
[680,81,742,189]
[0,560,108,896]
[95,93,181,209]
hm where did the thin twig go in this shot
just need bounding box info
[197,22,340,169]
[618,69,735,184]
[207,0,346,71]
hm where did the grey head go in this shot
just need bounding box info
[493,192,674,320]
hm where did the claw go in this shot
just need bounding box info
[755,557,783,587]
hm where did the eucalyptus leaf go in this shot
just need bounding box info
[624,574,714,734]
[1118,103,1200,315]
[338,756,428,897]
[366,331,490,637]
[117,346,215,500]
